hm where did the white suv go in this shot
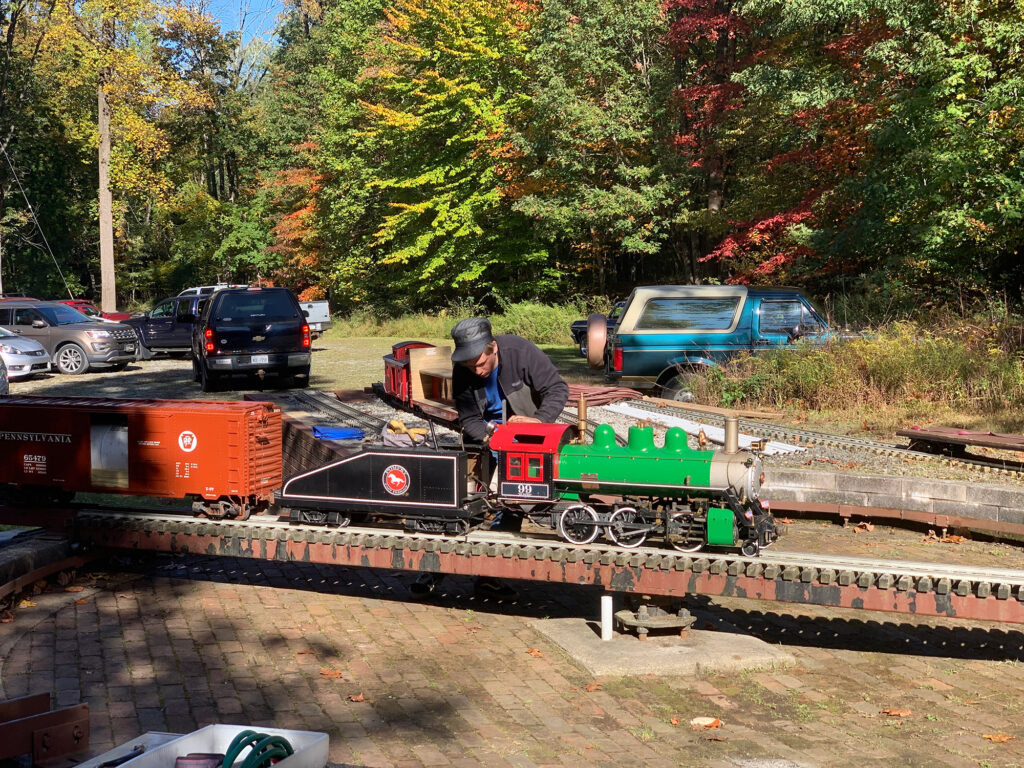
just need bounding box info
[178,284,248,297]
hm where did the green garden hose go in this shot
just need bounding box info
[222,731,294,768]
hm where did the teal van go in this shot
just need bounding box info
[594,285,833,400]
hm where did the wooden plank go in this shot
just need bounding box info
[641,395,779,420]
[408,346,452,403]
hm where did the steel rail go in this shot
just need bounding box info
[72,509,1024,624]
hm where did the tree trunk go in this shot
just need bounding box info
[98,18,115,311]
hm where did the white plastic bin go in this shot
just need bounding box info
[114,725,328,768]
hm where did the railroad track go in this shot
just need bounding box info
[625,400,1024,476]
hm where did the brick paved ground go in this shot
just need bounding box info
[3,554,1024,768]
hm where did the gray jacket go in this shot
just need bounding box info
[452,334,569,442]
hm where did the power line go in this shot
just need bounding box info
[0,144,74,299]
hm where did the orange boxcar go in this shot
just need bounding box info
[0,396,282,518]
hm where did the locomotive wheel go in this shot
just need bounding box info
[605,507,649,548]
[558,505,600,545]
[667,512,705,552]
[740,540,760,557]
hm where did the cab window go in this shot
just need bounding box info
[176,299,194,321]
[760,300,825,335]
[151,301,174,318]
[527,457,542,480]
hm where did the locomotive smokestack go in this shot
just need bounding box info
[577,394,588,440]
[724,417,739,454]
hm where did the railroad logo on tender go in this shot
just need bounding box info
[178,430,198,453]
[383,464,410,495]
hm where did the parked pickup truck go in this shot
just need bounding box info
[590,284,836,400]
[125,294,206,355]
[300,300,331,338]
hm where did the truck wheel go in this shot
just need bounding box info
[661,373,698,402]
[56,343,90,375]
[191,354,201,382]
[200,362,221,392]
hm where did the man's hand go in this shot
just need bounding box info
[508,415,541,424]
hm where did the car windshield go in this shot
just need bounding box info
[74,303,100,317]
[39,305,91,325]
[214,292,297,321]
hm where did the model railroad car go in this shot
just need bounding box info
[279,445,487,535]
[0,396,281,519]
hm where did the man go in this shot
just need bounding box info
[410,317,569,600]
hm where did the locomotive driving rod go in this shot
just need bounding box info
[71,510,1024,625]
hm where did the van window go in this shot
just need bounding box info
[634,297,741,331]
[215,292,298,321]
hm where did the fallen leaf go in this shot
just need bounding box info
[75,599,89,605]
[943,535,965,544]
[0,610,13,623]
[881,708,911,717]
[526,648,543,658]
[17,599,36,608]
[855,522,874,533]
[583,682,601,692]
[297,650,315,655]
[466,626,482,633]
[319,668,343,679]
[347,693,365,702]
[983,733,1015,743]
[777,518,793,524]
[705,735,728,742]
[65,586,85,593]
[116,593,131,599]
[690,717,722,730]
[669,717,680,725]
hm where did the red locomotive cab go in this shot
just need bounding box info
[489,423,574,501]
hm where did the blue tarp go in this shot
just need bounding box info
[313,425,364,441]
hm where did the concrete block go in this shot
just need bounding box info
[765,468,836,491]
[861,493,932,513]
[901,476,967,503]
[932,499,1000,522]
[836,473,902,495]
[967,484,1024,509]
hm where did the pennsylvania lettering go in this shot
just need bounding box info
[0,431,72,443]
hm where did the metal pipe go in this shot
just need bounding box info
[724,417,739,454]
[601,594,614,641]
[577,394,587,441]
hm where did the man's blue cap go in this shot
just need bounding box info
[451,317,494,363]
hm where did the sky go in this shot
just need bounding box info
[206,0,284,46]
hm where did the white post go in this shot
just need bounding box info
[600,594,614,641]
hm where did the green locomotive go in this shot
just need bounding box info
[489,421,776,555]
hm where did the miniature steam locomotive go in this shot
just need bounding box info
[280,420,776,555]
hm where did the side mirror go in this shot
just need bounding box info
[32,319,46,328]
[788,325,803,341]
[303,310,310,317]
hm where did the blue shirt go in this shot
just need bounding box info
[484,365,503,423]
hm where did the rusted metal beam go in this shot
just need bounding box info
[74,519,1024,624]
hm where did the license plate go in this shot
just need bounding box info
[251,354,269,364]
[500,482,550,499]
[124,344,135,352]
